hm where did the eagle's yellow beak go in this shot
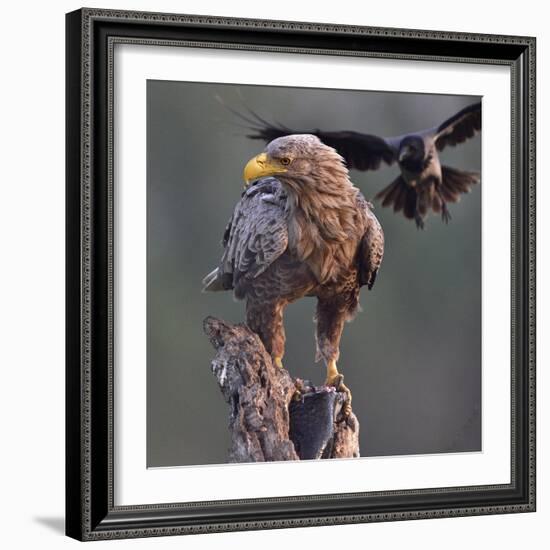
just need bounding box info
[243,153,287,187]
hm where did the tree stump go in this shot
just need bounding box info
[203,316,360,462]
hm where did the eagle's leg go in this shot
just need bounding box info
[325,360,352,416]
[246,300,287,369]
[246,299,302,401]
[315,299,353,416]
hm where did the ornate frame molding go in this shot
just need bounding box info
[66,8,536,541]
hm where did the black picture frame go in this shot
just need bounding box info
[66,7,536,541]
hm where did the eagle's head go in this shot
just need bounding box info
[243,134,348,189]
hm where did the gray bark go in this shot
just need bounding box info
[203,316,360,462]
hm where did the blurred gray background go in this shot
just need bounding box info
[147,80,481,467]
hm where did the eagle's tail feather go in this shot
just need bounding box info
[202,267,226,292]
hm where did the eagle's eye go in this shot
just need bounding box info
[280,157,291,166]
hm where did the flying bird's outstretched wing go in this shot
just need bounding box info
[231,105,398,172]
[433,101,482,151]
[202,177,289,298]
[249,124,398,172]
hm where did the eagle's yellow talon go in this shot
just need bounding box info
[292,379,306,402]
[274,356,284,369]
[292,390,302,401]
[324,360,341,387]
[325,361,352,416]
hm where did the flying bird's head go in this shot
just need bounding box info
[397,136,425,168]
[243,134,348,189]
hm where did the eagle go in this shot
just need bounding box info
[244,102,481,228]
[203,135,384,414]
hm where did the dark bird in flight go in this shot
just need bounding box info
[242,102,481,229]
[203,135,384,415]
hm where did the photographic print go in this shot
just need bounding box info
[146,82,482,468]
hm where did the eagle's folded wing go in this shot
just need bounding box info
[213,178,289,295]
[357,201,385,290]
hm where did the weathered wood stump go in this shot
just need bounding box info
[203,316,360,462]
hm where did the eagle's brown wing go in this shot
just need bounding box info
[357,197,385,290]
[202,177,289,298]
